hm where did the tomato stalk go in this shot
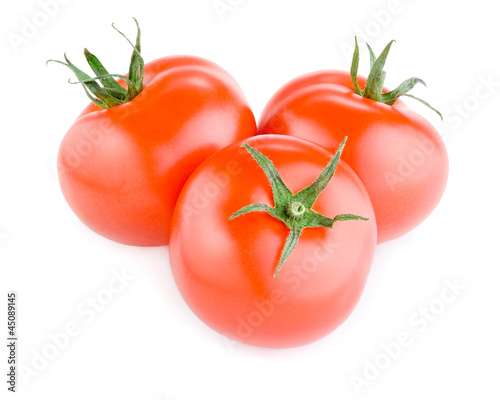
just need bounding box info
[229,137,368,277]
[47,18,144,109]
[350,37,443,119]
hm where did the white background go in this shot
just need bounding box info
[1,0,499,399]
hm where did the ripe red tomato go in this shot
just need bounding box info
[169,135,376,348]
[258,42,448,243]
[57,54,256,246]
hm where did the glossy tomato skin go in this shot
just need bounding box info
[258,70,448,243]
[58,56,256,246]
[169,135,376,348]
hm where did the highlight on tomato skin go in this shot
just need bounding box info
[169,135,377,348]
[51,19,257,246]
[258,38,448,244]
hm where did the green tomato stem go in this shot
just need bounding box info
[229,137,368,277]
[47,18,144,109]
[350,36,443,120]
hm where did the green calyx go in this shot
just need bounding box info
[47,18,144,109]
[350,37,442,120]
[229,137,368,278]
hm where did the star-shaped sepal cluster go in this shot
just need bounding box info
[230,137,368,277]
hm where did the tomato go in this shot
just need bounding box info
[54,20,256,246]
[258,40,448,243]
[169,135,376,348]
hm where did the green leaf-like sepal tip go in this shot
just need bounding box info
[350,37,443,120]
[47,18,144,109]
[229,137,368,277]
